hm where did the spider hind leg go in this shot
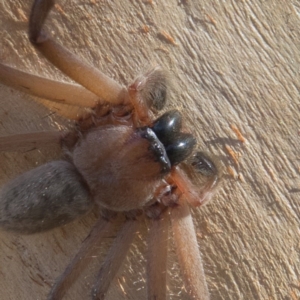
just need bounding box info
[48,212,116,300]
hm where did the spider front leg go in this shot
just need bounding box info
[146,204,169,300]
[29,0,126,105]
[0,63,99,108]
[170,200,209,300]
[169,152,221,300]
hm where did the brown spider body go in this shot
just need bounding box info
[72,124,167,212]
[0,1,221,299]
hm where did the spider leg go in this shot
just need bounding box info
[29,0,126,106]
[0,131,63,152]
[92,217,140,300]
[0,63,99,108]
[170,199,210,300]
[146,213,169,300]
[36,99,95,121]
[0,62,96,120]
[48,216,115,300]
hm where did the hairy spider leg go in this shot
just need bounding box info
[146,213,169,300]
[0,63,99,108]
[48,217,115,300]
[92,217,140,300]
[170,199,209,300]
[29,0,126,106]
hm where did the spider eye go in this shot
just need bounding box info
[165,133,196,166]
[191,152,218,177]
[152,110,182,145]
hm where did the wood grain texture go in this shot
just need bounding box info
[0,1,299,299]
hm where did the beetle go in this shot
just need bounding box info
[0,0,221,299]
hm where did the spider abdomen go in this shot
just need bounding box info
[0,160,92,234]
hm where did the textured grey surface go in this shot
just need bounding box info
[0,1,299,299]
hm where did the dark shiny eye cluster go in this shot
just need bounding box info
[151,110,196,166]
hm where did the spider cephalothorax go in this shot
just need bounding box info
[0,1,221,299]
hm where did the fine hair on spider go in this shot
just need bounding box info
[0,1,221,300]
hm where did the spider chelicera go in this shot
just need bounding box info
[0,0,221,299]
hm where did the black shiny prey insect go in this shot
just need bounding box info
[0,1,221,299]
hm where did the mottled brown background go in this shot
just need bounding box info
[0,1,299,299]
